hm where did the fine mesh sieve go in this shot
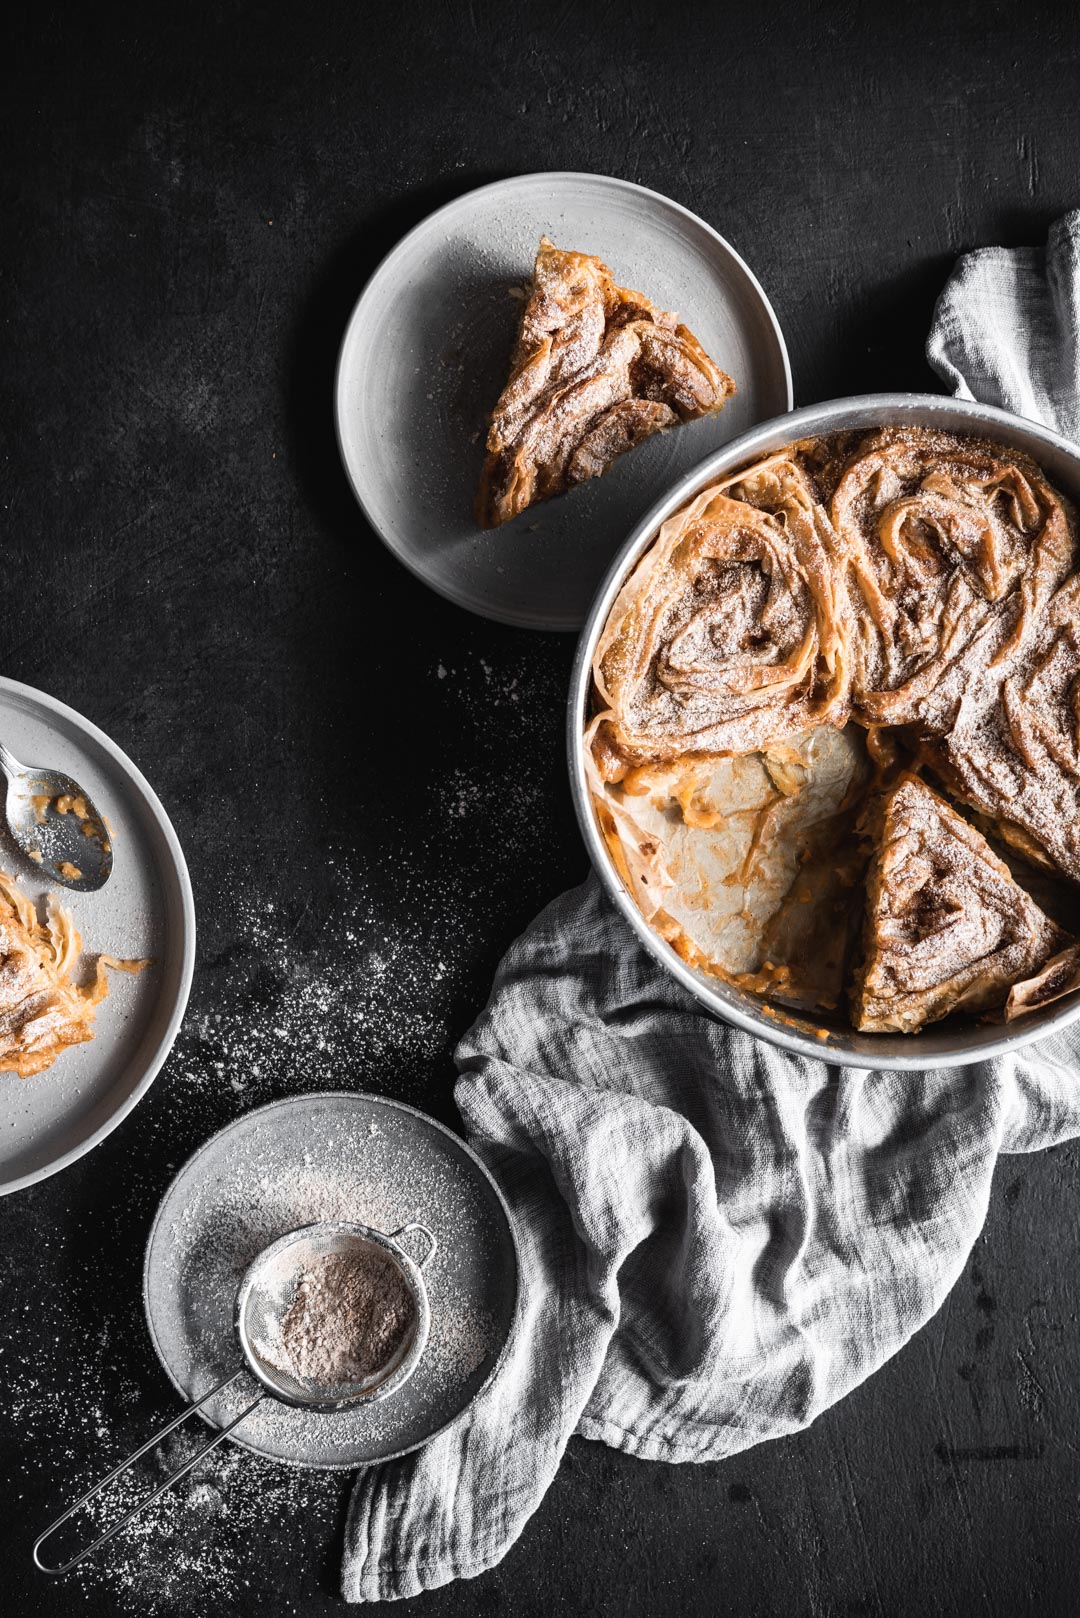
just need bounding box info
[33,1219,437,1575]
[236,1222,433,1409]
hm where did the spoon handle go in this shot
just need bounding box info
[32,1368,263,1575]
[0,740,16,779]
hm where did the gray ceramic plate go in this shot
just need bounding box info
[335,171,792,631]
[143,1092,520,1469]
[0,679,195,1194]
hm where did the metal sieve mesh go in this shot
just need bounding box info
[234,1221,431,1411]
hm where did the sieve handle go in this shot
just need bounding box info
[390,1221,438,1269]
[33,1368,263,1576]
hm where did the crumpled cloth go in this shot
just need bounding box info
[343,212,1080,1603]
[927,208,1080,442]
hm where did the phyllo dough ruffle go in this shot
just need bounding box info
[477,238,734,529]
[851,775,1068,1034]
[926,572,1080,881]
[0,872,144,1077]
[592,453,852,771]
[831,428,1074,731]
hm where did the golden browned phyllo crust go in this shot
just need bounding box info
[922,570,1080,881]
[831,427,1074,731]
[477,238,734,529]
[593,451,852,765]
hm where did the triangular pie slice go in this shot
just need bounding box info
[851,774,1069,1033]
[477,237,735,529]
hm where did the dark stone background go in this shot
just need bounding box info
[3,2,1080,1613]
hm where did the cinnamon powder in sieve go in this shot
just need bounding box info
[278,1246,416,1386]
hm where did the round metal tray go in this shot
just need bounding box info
[144,1092,520,1469]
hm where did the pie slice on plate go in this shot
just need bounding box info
[477,237,735,529]
[851,774,1069,1033]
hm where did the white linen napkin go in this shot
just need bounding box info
[927,209,1080,443]
[343,211,1080,1603]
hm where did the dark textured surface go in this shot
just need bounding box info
[3,2,1080,1613]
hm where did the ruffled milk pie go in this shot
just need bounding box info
[477,238,734,529]
[586,426,1080,1035]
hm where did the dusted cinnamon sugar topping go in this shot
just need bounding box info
[477,238,734,529]
[831,428,1073,730]
[588,425,1080,1033]
[928,570,1080,880]
[851,775,1066,1034]
[594,453,852,765]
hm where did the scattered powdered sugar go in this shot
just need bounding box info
[172,876,452,1104]
[6,1325,344,1615]
[162,649,565,1112]
[3,651,555,1613]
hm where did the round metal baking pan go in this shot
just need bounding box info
[568,393,1080,1071]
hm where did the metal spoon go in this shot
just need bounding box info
[0,741,113,891]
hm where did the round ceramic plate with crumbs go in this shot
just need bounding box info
[0,678,195,1195]
[143,1092,520,1469]
[335,170,792,632]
